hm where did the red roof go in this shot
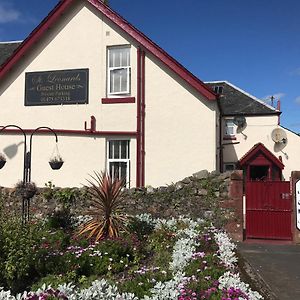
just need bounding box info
[238,143,284,169]
[0,0,216,101]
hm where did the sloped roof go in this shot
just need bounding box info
[0,41,22,67]
[205,81,279,115]
[238,143,284,169]
[0,0,216,101]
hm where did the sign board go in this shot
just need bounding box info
[25,69,89,106]
[296,180,300,230]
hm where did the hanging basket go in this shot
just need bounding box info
[0,160,6,169]
[49,144,64,170]
[49,160,64,170]
[15,181,37,199]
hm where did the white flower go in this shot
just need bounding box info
[214,230,237,269]
[219,271,263,300]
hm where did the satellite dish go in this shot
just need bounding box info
[233,116,247,133]
[271,128,287,144]
[233,116,246,128]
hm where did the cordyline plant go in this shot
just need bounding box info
[78,172,128,241]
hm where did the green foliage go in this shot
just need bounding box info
[47,208,73,229]
[127,217,155,240]
[0,218,38,292]
[31,274,68,291]
[43,181,56,200]
[43,183,78,230]
[54,188,77,209]
[146,227,176,269]
[0,212,236,297]
[43,182,77,208]
[119,268,172,298]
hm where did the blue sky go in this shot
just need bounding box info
[0,0,299,132]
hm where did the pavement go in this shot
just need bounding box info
[237,241,300,300]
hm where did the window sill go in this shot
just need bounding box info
[223,136,237,140]
[102,97,135,104]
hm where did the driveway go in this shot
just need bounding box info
[238,242,300,300]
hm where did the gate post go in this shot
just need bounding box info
[226,170,244,241]
[291,171,300,243]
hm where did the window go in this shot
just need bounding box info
[107,140,130,185]
[108,46,131,95]
[214,86,223,94]
[224,119,236,137]
[224,163,236,172]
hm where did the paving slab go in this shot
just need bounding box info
[238,242,300,300]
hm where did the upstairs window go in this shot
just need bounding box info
[224,119,236,137]
[108,46,131,96]
[214,86,223,94]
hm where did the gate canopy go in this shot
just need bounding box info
[238,143,284,181]
[238,143,284,169]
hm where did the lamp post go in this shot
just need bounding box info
[0,125,61,224]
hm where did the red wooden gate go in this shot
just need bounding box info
[246,181,292,240]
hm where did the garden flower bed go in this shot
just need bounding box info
[0,214,262,300]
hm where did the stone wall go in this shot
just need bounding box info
[0,170,244,240]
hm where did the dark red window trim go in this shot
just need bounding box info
[101,97,135,104]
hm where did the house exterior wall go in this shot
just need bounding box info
[144,55,218,186]
[0,1,217,188]
[222,115,300,180]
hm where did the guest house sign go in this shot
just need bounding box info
[25,69,89,106]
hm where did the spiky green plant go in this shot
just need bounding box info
[78,172,128,241]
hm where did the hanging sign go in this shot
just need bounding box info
[25,68,89,106]
[296,180,300,231]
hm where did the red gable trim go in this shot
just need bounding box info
[0,0,216,101]
[238,143,284,170]
[0,0,75,80]
[87,0,215,100]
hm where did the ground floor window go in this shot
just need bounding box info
[107,139,130,185]
[224,163,236,172]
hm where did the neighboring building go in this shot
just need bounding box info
[206,81,300,181]
[0,0,218,188]
[0,41,22,66]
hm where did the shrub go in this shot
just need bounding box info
[0,218,38,292]
[78,172,128,241]
[127,217,155,241]
[47,207,73,230]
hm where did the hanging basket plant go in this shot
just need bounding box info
[15,181,37,199]
[0,153,6,169]
[49,156,64,170]
[49,143,64,170]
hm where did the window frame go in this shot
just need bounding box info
[224,163,236,172]
[107,46,131,97]
[224,118,236,138]
[214,86,223,94]
[106,139,130,187]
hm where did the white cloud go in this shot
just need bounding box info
[0,3,21,24]
[295,96,300,105]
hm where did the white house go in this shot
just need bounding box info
[0,1,299,189]
[0,0,218,188]
[206,81,300,182]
